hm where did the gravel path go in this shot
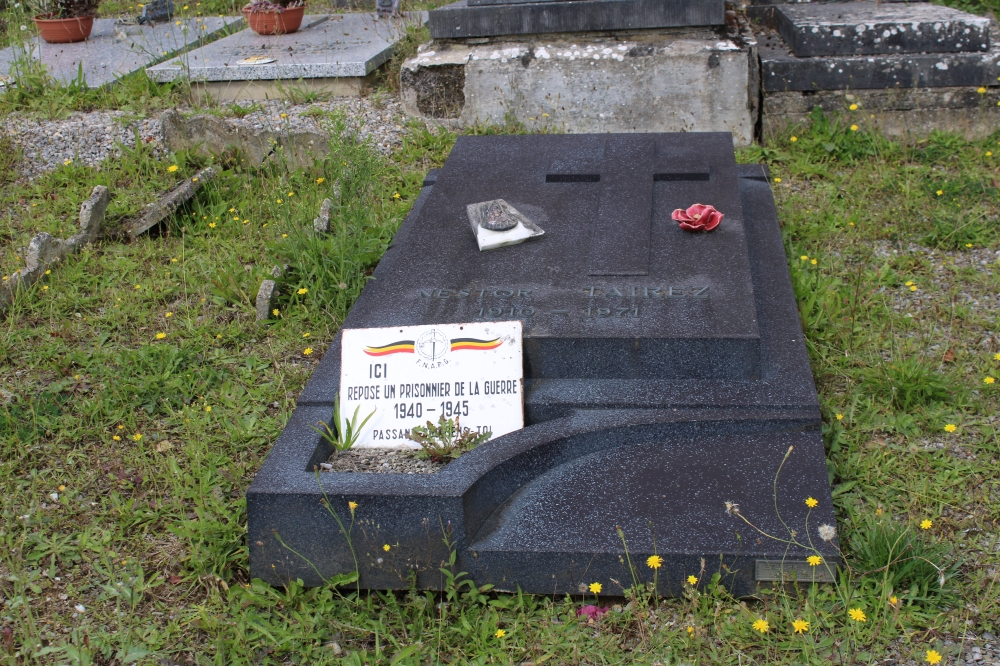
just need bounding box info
[0,94,409,178]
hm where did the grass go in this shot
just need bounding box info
[1,74,1000,663]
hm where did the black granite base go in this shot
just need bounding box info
[247,160,839,594]
[428,0,724,39]
[759,32,1000,92]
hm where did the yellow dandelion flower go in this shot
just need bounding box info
[589,582,602,594]
[647,555,663,569]
[282,233,288,238]
[848,608,867,622]
[277,199,282,204]
[273,309,280,316]
[792,619,809,634]
[42,285,49,291]
[849,104,858,111]
[936,190,943,196]
[44,269,51,275]
[807,555,822,566]
[316,177,325,184]
[984,376,995,384]
[288,191,294,196]
[383,544,390,552]
[683,575,697,585]
[910,285,918,291]
[280,113,288,118]
[850,125,858,131]
[348,501,358,511]
[687,626,695,635]
[790,136,798,142]
[810,258,817,265]
[113,435,121,441]
[800,255,809,261]
[752,618,769,634]
[920,519,933,530]
[988,152,994,157]
[836,413,844,420]
[303,347,314,355]
[303,332,311,338]
[135,284,142,290]
[889,596,899,605]
[994,353,1000,361]
[926,649,942,665]
[805,497,818,508]
[208,222,216,228]
[542,113,549,117]
[297,288,308,295]
[495,629,506,638]
[205,405,211,412]
[132,433,143,441]
[978,87,987,94]
[243,219,249,224]
[774,177,782,183]
[118,425,124,430]
[168,165,179,172]
[393,192,401,199]
[165,312,173,317]
[155,332,166,339]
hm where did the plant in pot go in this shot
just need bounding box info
[30,0,100,43]
[242,0,305,36]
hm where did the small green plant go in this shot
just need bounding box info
[313,394,374,451]
[861,358,953,411]
[408,415,491,462]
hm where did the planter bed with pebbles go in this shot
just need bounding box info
[320,447,445,474]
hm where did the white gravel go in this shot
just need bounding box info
[0,93,410,178]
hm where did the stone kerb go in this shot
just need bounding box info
[1,186,109,317]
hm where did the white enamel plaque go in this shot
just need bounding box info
[340,321,524,448]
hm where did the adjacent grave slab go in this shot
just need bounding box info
[147,13,423,100]
[428,0,724,39]
[401,35,759,145]
[248,134,838,594]
[758,30,1000,91]
[0,16,238,87]
[774,2,989,57]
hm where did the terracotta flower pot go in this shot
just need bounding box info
[243,5,304,35]
[34,14,95,43]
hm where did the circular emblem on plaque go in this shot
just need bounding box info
[415,329,450,362]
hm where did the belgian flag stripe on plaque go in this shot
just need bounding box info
[363,340,415,356]
[450,337,502,351]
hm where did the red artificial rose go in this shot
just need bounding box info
[671,204,723,232]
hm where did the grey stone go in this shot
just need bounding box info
[775,2,989,57]
[158,108,329,170]
[313,198,333,233]
[256,279,278,321]
[758,31,1000,91]
[763,87,1000,142]
[247,137,838,593]
[428,0,724,39]
[146,13,422,83]
[128,166,216,237]
[72,185,110,246]
[0,17,239,88]
[401,33,759,146]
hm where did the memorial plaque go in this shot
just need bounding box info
[248,133,838,597]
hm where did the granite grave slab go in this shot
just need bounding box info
[146,13,420,85]
[427,0,724,39]
[0,16,238,88]
[247,133,839,595]
[758,30,1000,91]
[774,2,989,58]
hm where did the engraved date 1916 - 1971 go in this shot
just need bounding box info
[419,284,709,319]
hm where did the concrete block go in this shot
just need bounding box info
[764,87,1000,141]
[428,0,724,39]
[0,17,239,88]
[401,34,758,145]
[71,185,110,246]
[775,2,990,57]
[313,198,334,233]
[759,31,1000,91]
[256,279,278,321]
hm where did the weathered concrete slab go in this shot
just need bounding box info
[129,166,217,237]
[147,13,421,87]
[0,16,238,87]
[759,31,1000,91]
[401,34,758,145]
[775,2,989,57]
[764,87,1000,141]
[428,0,724,39]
